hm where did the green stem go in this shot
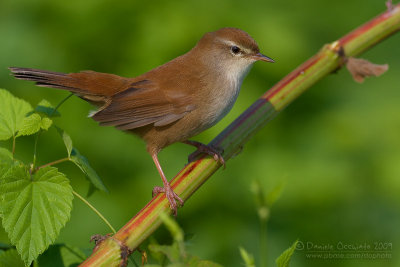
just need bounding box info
[50,93,74,117]
[35,157,70,171]
[260,218,267,267]
[32,131,42,169]
[73,190,116,234]
[12,135,16,157]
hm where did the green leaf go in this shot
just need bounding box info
[0,148,15,184]
[239,247,255,267]
[0,166,73,265]
[56,127,73,157]
[37,244,87,267]
[70,148,107,192]
[35,99,60,117]
[0,89,33,140]
[266,182,285,207]
[40,117,53,131]
[16,113,42,137]
[276,240,299,267]
[16,112,53,136]
[0,147,13,165]
[0,249,25,267]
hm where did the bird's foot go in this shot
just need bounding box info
[185,140,225,167]
[152,184,184,216]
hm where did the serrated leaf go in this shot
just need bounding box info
[0,166,73,265]
[35,99,60,117]
[16,112,53,137]
[239,247,255,267]
[0,148,15,182]
[70,148,107,192]
[40,117,53,131]
[37,244,87,267]
[16,113,42,137]
[0,89,33,140]
[55,127,73,157]
[0,249,25,267]
[276,240,298,267]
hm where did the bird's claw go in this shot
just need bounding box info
[152,185,184,216]
[188,143,225,168]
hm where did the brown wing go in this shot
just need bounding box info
[91,79,196,130]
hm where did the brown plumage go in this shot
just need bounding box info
[9,27,274,214]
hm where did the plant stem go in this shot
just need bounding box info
[80,4,400,266]
[50,93,74,117]
[36,157,70,171]
[73,190,116,234]
[32,131,42,169]
[12,135,16,157]
[260,218,267,267]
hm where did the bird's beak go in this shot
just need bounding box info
[253,53,275,63]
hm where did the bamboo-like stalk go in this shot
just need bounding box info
[80,4,400,266]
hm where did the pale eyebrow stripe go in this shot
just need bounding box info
[217,38,251,54]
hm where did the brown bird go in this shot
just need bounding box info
[9,27,274,214]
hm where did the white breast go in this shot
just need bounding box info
[201,61,254,130]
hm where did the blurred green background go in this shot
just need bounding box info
[0,0,399,266]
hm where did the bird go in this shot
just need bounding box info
[9,27,274,215]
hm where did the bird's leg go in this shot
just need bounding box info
[183,140,225,167]
[151,153,184,215]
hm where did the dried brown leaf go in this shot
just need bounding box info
[346,57,389,83]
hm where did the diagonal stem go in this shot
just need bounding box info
[79,4,400,266]
[73,190,116,234]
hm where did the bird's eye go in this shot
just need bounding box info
[231,46,241,55]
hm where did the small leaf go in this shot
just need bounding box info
[70,148,107,192]
[276,240,299,267]
[56,127,73,157]
[0,89,33,140]
[266,182,285,207]
[86,183,96,197]
[0,166,73,265]
[35,99,60,117]
[239,247,255,267]
[16,113,42,137]
[0,249,25,267]
[40,117,53,131]
[346,57,388,83]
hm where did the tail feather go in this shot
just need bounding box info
[9,67,131,97]
[9,67,83,93]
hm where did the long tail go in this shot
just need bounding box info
[9,67,130,97]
